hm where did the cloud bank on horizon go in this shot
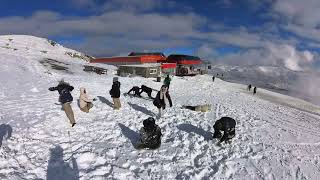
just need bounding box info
[0,0,320,72]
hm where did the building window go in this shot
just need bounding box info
[149,68,157,74]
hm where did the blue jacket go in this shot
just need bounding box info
[49,83,74,104]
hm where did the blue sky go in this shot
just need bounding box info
[0,0,320,71]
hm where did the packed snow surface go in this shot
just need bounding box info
[1,35,320,179]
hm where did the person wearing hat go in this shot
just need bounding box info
[137,117,162,149]
[109,77,121,110]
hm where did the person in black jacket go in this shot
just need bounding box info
[127,86,141,97]
[109,77,121,110]
[153,85,172,118]
[212,117,236,143]
[137,117,162,149]
[49,80,76,127]
[248,84,252,91]
[139,85,153,99]
[253,87,257,95]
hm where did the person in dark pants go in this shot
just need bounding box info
[49,80,76,127]
[139,85,153,99]
[253,87,257,95]
[127,86,141,97]
[153,85,172,118]
[109,77,121,110]
[136,117,162,149]
[212,117,236,143]
[212,76,215,82]
[163,75,171,89]
[248,84,252,91]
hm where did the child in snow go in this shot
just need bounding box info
[153,85,172,118]
[163,74,171,89]
[109,77,121,110]
[49,80,76,127]
[182,104,211,112]
[212,117,236,143]
[127,86,141,97]
[253,87,257,95]
[137,117,162,149]
[139,85,153,99]
[79,87,94,113]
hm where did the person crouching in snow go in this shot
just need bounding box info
[137,117,162,149]
[49,80,76,127]
[212,117,236,143]
[153,85,172,118]
[127,86,141,97]
[79,87,94,113]
[109,77,121,110]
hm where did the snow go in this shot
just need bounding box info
[1,35,320,179]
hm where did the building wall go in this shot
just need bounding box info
[118,66,160,78]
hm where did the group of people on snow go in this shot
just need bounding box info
[49,74,237,149]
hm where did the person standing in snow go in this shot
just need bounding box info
[79,87,94,113]
[153,85,172,118]
[212,76,215,82]
[212,117,236,143]
[248,84,252,91]
[253,87,257,95]
[163,74,171,89]
[127,86,141,97]
[139,85,153,99]
[49,80,76,127]
[136,117,162,149]
[109,77,121,110]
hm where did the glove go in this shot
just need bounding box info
[48,87,55,91]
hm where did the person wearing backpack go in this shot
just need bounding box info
[136,117,162,149]
[49,80,76,127]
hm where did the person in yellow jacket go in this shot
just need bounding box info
[79,87,94,113]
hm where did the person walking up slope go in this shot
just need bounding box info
[153,85,172,118]
[253,87,257,95]
[79,87,94,113]
[109,77,121,110]
[49,80,76,127]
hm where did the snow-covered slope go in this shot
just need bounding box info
[209,64,320,106]
[1,36,320,179]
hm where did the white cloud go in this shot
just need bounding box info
[271,0,320,42]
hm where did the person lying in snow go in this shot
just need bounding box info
[79,87,94,113]
[153,85,172,118]
[182,104,211,112]
[136,117,162,149]
[127,86,141,97]
[49,79,76,127]
[212,117,236,143]
[139,85,154,99]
